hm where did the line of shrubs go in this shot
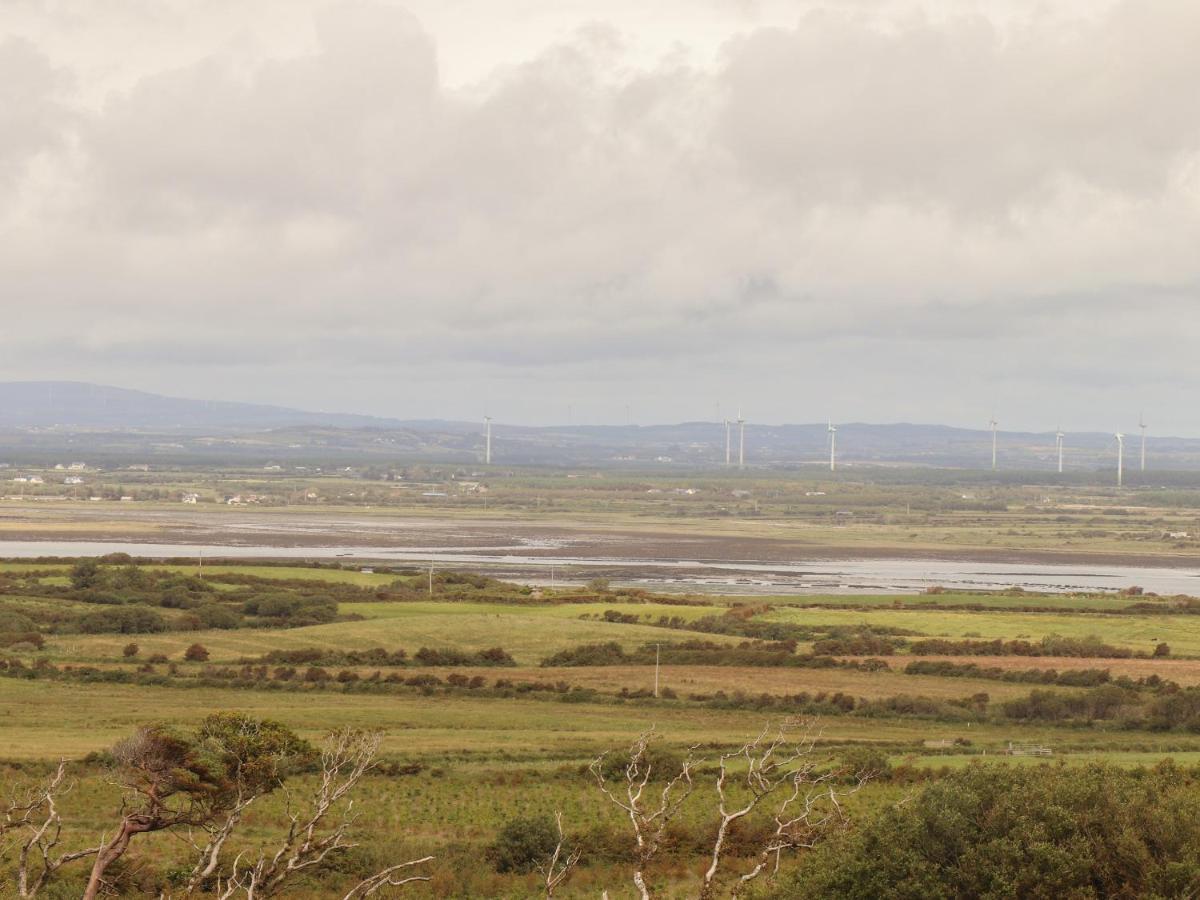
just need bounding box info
[540,640,891,671]
[908,634,1168,659]
[247,646,517,667]
[904,659,1128,687]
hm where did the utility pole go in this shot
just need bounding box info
[428,561,434,596]
[654,643,660,698]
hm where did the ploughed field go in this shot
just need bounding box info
[6,558,1200,897]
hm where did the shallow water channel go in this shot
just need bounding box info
[2,539,1199,595]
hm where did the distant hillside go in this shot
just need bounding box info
[1,382,1198,471]
[0,382,403,429]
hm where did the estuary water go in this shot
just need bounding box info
[2,539,1199,596]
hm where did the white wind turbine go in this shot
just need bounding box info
[828,421,838,472]
[1139,412,1148,472]
[1116,432,1125,488]
[724,418,732,467]
[737,411,746,469]
[989,416,998,471]
[1055,426,1065,474]
[484,415,493,465]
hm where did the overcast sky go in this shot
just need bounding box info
[4,0,1199,431]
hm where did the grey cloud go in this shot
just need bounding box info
[3,1,1200,428]
[0,37,70,183]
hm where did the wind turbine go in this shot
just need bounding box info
[989,416,998,471]
[828,421,838,472]
[737,411,746,469]
[724,419,731,467]
[1116,432,1125,488]
[1139,412,1147,472]
[1055,426,1065,474]
[484,416,492,465]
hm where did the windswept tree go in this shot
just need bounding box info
[83,723,256,899]
[180,714,314,893]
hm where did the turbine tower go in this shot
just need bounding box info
[484,416,492,465]
[1139,412,1147,472]
[1055,426,1065,474]
[989,417,998,471]
[1116,432,1125,488]
[724,419,731,467]
[737,411,746,469]
[828,421,838,472]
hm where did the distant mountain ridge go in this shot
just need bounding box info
[1,381,1197,470]
[0,381,405,429]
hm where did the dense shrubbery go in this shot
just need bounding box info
[488,815,563,873]
[0,631,45,649]
[772,763,1200,899]
[904,659,1119,687]
[812,635,896,655]
[540,640,890,671]
[909,634,1138,658]
[412,647,516,666]
[1001,685,1136,721]
[248,646,516,668]
[241,594,338,626]
[77,606,167,634]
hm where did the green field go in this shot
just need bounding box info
[7,556,1200,897]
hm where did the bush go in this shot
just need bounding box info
[772,763,1200,899]
[197,604,242,630]
[78,606,167,634]
[839,746,892,781]
[71,559,101,590]
[0,632,45,650]
[489,814,562,873]
[184,643,210,662]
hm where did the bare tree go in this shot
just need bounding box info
[214,728,432,899]
[536,811,580,898]
[590,729,699,900]
[1,761,99,898]
[698,721,866,899]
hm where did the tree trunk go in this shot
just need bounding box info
[82,822,139,900]
[632,868,651,900]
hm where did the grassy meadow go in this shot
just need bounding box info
[5,557,1200,897]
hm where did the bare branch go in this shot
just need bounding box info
[692,719,868,899]
[214,728,426,899]
[590,729,700,900]
[535,812,581,898]
[341,856,435,900]
[1,760,100,898]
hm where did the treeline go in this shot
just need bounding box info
[540,640,890,671]
[249,646,517,667]
[585,606,917,646]
[14,650,1200,730]
[905,659,1126,687]
[909,634,1169,659]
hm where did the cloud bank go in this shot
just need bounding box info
[3,0,1199,430]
